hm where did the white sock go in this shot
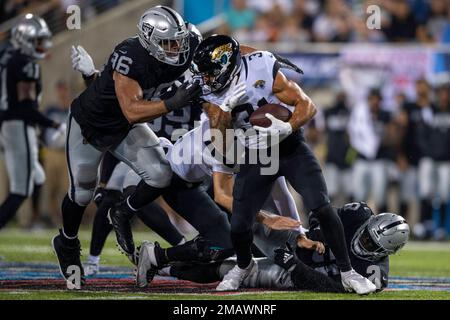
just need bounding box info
[341,269,355,277]
[88,255,100,264]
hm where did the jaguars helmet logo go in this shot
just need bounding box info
[253,80,266,89]
[211,43,233,66]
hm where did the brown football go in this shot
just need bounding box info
[249,104,292,128]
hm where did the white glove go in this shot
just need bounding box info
[219,82,247,112]
[48,123,67,149]
[71,45,97,77]
[253,113,293,142]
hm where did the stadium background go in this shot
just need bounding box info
[0,0,449,252]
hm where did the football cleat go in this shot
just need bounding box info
[52,230,86,289]
[108,201,135,262]
[136,241,164,288]
[216,259,257,291]
[341,269,377,295]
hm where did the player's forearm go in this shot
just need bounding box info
[122,99,169,124]
[214,193,233,213]
[288,97,317,131]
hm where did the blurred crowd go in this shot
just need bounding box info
[218,0,450,44]
[310,79,450,241]
[0,0,123,34]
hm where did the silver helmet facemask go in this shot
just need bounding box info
[137,6,190,66]
[351,213,410,262]
[11,14,52,60]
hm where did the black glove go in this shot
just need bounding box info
[164,81,202,111]
[274,242,300,272]
[273,53,304,74]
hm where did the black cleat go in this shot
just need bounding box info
[52,229,86,288]
[108,201,136,263]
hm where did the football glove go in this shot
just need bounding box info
[48,123,66,149]
[253,113,293,142]
[274,242,299,272]
[219,82,247,113]
[71,45,97,77]
[164,80,202,111]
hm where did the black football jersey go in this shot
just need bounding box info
[297,202,389,290]
[147,72,202,140]
[0,41,42,121]
[71,32,200,148]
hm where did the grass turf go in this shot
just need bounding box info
[0,228,449,300]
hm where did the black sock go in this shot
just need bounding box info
[313,204,352,272]
[231,230,253,269]
[32,184,42,212]
[0,194,27,229]
[89,190,122,256]
[127,180,166,211]
[291,260,345,293]
[61,194,86,239]
[170,262,222,283]
[136,202,184,246]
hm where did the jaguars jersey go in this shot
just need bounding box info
[297,202,389,290]
[0,41,42,121]
[202,51,294,149]
[167,119,234,183]
[71,32,200,148]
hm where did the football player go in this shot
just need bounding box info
[189,35,377,294]
[52,6,204,286]
[69,35,305,275]
[153,203,409,293]
[0,14,65,230]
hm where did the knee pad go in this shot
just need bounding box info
[141,161,172,188]
[72,188,94,206]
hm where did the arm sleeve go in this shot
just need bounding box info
[269,176,301,222]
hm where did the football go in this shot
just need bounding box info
[249,103,292,128]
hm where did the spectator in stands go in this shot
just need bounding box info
[224,0,256,33]
[417,0,448,43]
[382,0,419,42]
[416,82,450,240]
[312,0,351,42]
[43,80,70,227]
[323,91,353,206]
[348,89,397,213]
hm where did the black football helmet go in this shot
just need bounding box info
[191,34,241,93]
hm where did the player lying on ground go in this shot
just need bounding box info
[138,202,409,293]
[190,34,377,294]
[0,14,66,231]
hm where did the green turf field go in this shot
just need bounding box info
[0,228,449,300]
